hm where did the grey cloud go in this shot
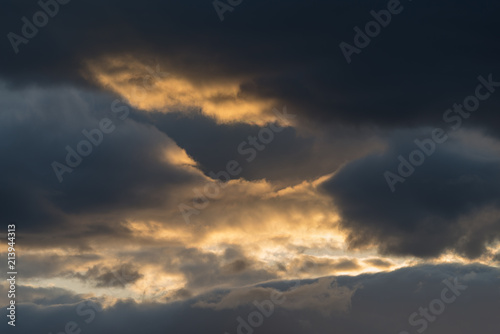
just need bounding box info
[1,0,500,135]
[322,129,500,259]
[2,264,499,334]
[7,253,101,279]
[293,256,362,275]
[363,258,394,269]
[0,284,89,306]
[134,111,384,184]
[69,263,143,288]
[0,84,202,235]
[176,247,277,291]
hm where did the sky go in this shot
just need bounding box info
[1,0,500,333]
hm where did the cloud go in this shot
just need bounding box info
[0,284,89,306]
[134,110,384,184]
[2,1,499,332]
[195,277,355,317]
[0,83,203,234]
[289,256,362,276]
[2,252,101,279]
[69,263,143,288]
[322,128,500,259]
[84,56,278,124]
[2,1,500,133]
[363,258,394,269]
[2,264,499,334]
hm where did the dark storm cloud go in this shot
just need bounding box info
[132,111,384,183]
[2,264,499,334]
[322,129,500,259]
[133,111,316,183]
[2,0,500,133]
[0,84,201,232]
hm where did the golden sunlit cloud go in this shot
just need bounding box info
[9,169,489,304]
[84,56,278,124]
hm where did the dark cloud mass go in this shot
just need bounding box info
[0,85,202,231]
[1,1,500,133]
[133,111,384,184]
[323,129,500,258]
